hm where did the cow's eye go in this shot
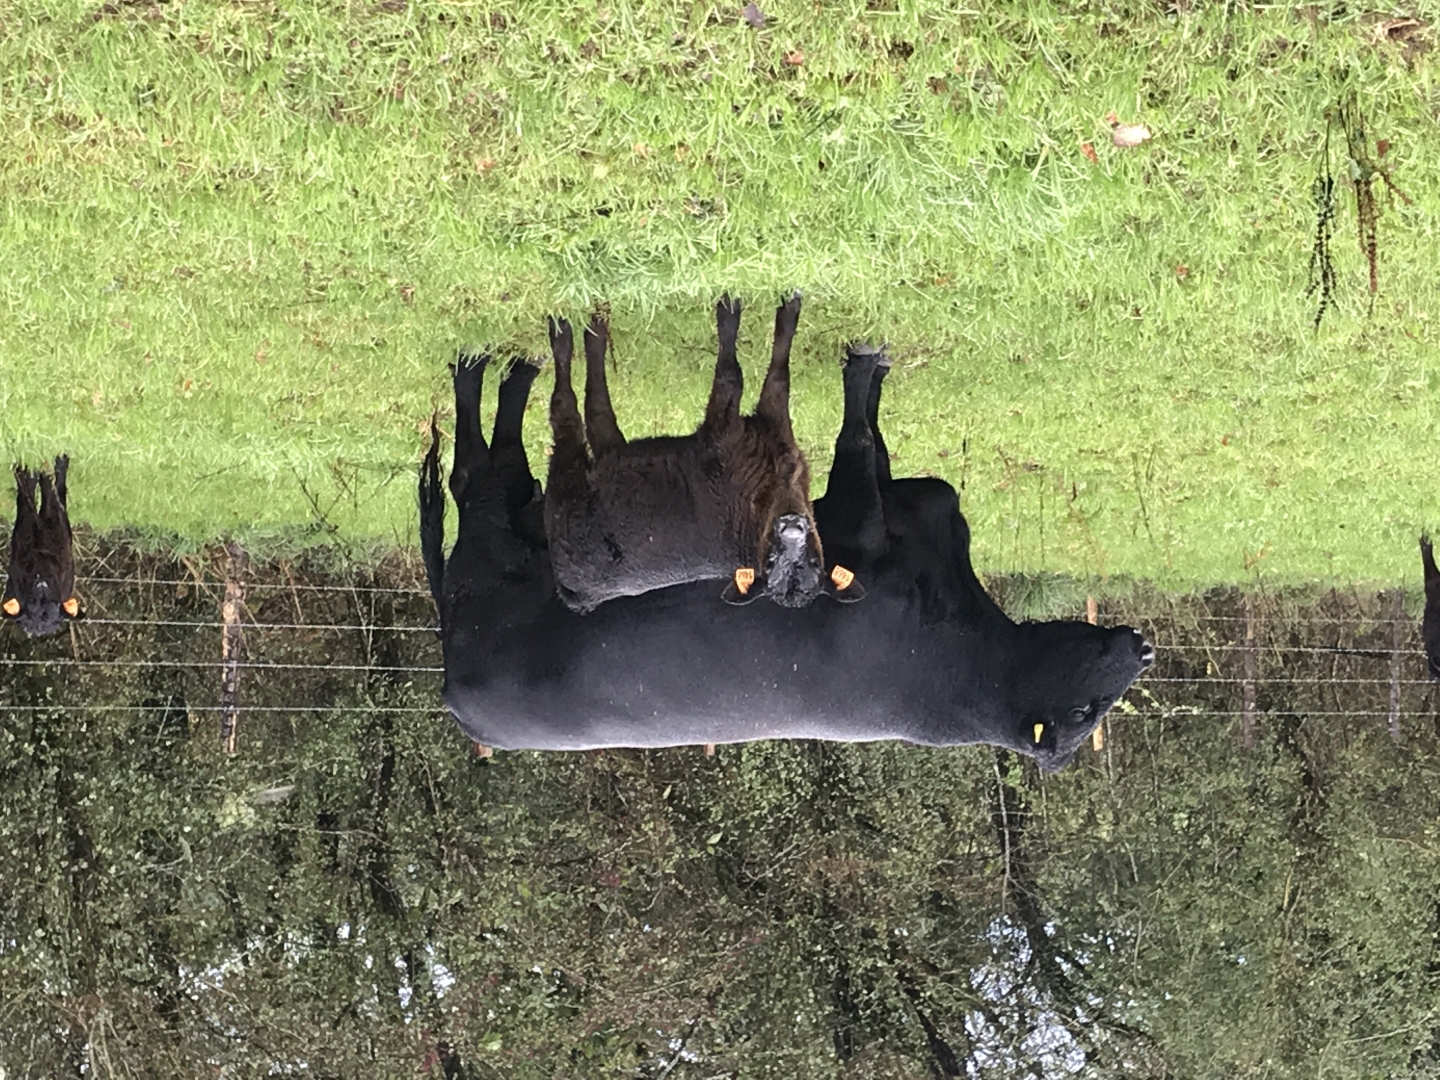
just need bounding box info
[1068,706,1088,723]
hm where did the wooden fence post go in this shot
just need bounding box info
[1087,596,1104,752]
[221,542,248,755]
[1241,594,1257,749]
[1389,589,1404,741]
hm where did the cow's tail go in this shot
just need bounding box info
[419,414,446,609]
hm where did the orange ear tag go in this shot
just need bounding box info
[733,568,755,596]
[1033,723,1044,744]
[63,597,80,617]
[2,598,19,617]
[830,565,855,590]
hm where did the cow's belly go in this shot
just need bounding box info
[447,687,912,750]
[443,587,944,750]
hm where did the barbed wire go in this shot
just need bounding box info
[0,658,442,674]
[5,641,1429,663]
[0,705,1430,725]
[0,704,447,714]
[48,577,1437,621]
[73,617,439,633]
[73,575,431,596]
[1,654,1436,687]
[42,612,1430,637]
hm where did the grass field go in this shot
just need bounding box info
[0,0,1436,589]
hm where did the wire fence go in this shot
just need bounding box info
[74,575,432,596]
[6,557,1438,735]
[0,654,1433,685]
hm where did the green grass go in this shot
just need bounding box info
[1,0,1437,588]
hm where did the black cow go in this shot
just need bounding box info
[545,295,859,611]
[4,456,79,637]
[420,342,1153,772]
[1421,535,1440,679]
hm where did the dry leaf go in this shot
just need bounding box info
[784,49,803,66]
[1375,16,1424,42]
[1080,141,1098,164]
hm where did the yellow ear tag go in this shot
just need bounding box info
[2,598,19,617]
[1033,723,1044,744]
[830,565,855,590]
[63,597,80,617]
[733,568,755,596]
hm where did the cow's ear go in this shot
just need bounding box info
[827,565,865,603]
[63,597,80,618]
[2,597,19,617]
[723,568,758,606]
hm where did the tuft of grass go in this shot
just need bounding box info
[1,1,1437,588]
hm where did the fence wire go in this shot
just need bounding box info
[7,572,1438,730]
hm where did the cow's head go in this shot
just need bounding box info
[3,581,80,638]
[723,460,864,608]
[1006,622,1154,772]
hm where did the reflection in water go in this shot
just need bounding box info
[3,546,1438,1074]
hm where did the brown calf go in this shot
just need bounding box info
[544,294,862,613]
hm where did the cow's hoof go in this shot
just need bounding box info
[844,342,890,369]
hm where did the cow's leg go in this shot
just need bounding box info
[582,314,626,457]
[448,351,492,506]
[38,472,60,527]
[816,346,888,568]
[53,454,69,510]
[546,318,591,507]
[704,295,744,432]
[3,466,34,617]
[493,358,541,513]
[494,358,546,547]
[13,464,36,525]
[865,357,892,486]
[754,292,802,439]
[38,460,76,614]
